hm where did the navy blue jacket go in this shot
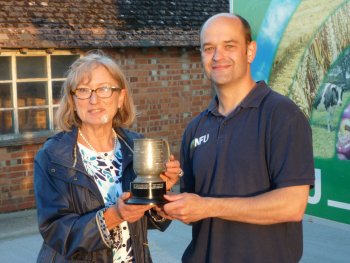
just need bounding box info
[34,126,170,263]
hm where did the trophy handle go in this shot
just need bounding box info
[163,139,171,161]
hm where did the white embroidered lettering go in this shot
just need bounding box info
[193,134,210,147]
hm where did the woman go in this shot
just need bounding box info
[34,53,182,262]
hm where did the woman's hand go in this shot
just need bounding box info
[160,154,183,191]
[104,192,154,229]
[117,192,154,222]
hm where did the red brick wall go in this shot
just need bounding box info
[0,145,41,212]
[114,47,213,155]
[0,47,213,213]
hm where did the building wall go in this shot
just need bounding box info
[0,47,212,213]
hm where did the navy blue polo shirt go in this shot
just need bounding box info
[180,81,315,263]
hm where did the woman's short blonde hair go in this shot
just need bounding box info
[55,52,135,131]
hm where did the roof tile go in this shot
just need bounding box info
[0,0,228,48]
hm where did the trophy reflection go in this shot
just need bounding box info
[126,138,170,205]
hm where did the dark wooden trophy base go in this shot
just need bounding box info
[126,181,167,205]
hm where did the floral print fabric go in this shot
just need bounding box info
[79,142,134,262]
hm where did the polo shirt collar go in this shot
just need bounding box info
[207,81,271,116]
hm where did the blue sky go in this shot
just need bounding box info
[251,0,300,82]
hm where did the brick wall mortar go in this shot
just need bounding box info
[0,47,212,213]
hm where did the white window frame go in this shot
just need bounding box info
[0,50,82,144]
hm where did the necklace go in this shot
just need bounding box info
[78,128,118,160]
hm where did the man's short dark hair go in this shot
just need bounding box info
[235,14,252,43]
[200,13,253,44]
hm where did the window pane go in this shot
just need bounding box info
[0,57,11,80]
[17,82,47,107]
[18,108,48,132]
[0,110,14,134]
[51,55,79,78]
[52,81,63,104]
[53,106,58,130]
[0,83,13,108]
[17,56,47,79]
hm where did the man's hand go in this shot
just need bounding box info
[161,193,211,224]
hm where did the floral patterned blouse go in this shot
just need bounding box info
[78,141,134,263]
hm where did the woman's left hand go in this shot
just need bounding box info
[160,154,182,191]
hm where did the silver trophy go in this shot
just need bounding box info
[126,138,170,205]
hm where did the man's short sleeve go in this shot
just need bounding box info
[268,108,315,188]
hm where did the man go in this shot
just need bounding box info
[161,13,315,263]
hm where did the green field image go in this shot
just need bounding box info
[237,0,350,224]
[311,92,350,159]
[310,45,350,159]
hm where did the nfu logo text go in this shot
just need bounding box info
[193,134,209,148]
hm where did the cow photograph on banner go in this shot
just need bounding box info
[235,0,350,224]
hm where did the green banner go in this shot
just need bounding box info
[235,0,350,224]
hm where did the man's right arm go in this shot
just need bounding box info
[163,184,310,225]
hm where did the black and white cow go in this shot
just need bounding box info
[313,83,344,132]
